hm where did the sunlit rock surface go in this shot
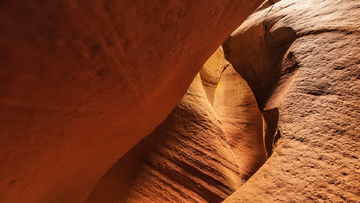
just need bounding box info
[213,65,267,180]
[200,47,268,181]
[223,0,360,202]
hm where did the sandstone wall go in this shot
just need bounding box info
[0,1,263,202]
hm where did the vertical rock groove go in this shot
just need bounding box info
[261,108,279,157]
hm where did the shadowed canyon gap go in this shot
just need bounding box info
[1,0,360,202]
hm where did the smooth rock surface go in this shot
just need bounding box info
[223,0,360,202]
[0,1,263,202]
[200,46,229,106]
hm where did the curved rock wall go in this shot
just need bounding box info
[0,1,264,202]
[223,0,360,202]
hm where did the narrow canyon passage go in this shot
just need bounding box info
[1,0,360,202]
[87,1,360,202]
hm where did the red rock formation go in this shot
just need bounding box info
[223,0,360,202]
[0,1,264,202]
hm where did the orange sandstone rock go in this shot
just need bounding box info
[0,1,264,202]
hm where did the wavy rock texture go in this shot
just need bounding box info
[223,0,360,202]
[0,1,264,202]
[85,47,269,203]
[86,74,242,203]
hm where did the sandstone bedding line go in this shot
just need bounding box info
[0,1,264,202]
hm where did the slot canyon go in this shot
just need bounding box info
[0,0,359,202]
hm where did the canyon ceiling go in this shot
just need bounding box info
[0,0,359,202]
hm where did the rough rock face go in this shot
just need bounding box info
[223,0,360,202]
[0,1,264,202]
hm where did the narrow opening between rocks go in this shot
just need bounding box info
[85,45,281,203]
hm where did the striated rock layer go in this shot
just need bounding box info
[0,1,264,202]
[223,0,360,202]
